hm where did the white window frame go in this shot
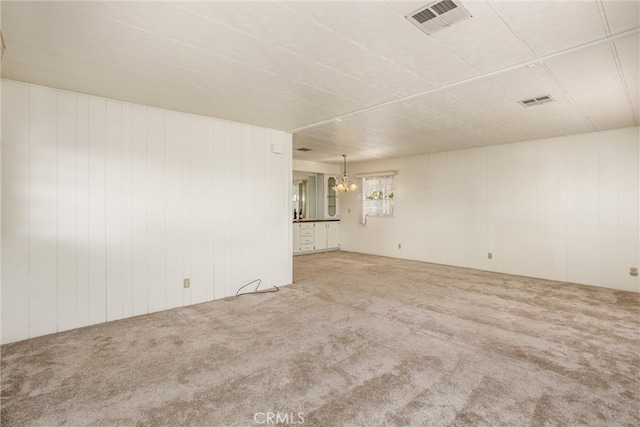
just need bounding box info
[356,171,397,221]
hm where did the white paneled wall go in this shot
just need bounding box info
[1,80,292,344]
[487,138,568,281]
[341,127,640,292]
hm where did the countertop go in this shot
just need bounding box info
[292,219,340,223]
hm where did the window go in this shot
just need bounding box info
[363,175,394,217]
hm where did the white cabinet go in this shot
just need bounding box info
[300,224,315,252]
[315,221,340,250]
[326,222,340,249]
[293,224,301,253]
[292,223,315,254]
[315,223,328,251]
[293,173,339,220]
[323,175,339,219]
[292,221,340,254]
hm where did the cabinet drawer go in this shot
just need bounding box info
[301,236,314,244]
[300,244,314,251]
[300,223,314,229]
[300,229,314,237]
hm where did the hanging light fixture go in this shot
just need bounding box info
[333,154,357,192]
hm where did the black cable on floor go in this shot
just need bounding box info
[235,279,279,297]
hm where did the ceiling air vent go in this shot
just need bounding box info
[406,0,473,35]
[297,147,312,152]
[518,95,555,108]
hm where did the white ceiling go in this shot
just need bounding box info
[2,0,638,164]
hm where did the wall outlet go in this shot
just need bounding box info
[183,278,190,288]
[630,268,638,277]
[488,253,493,259]
[398,243,402,249]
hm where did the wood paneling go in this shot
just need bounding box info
[341,127,639,293]
[88,97,107,325]
[165,111,183,310]
[146,108,167,313]
[131,105,148,316]
[106,101,123,322]
[189,115,207,305]
[57,91,78,332]
[76,95,90,328]
[566,127,640,290]
[1,80,293,344]
[488,137,567,281]
[29,86,58,337]
[1,81,30,343]
[121,103,134,318]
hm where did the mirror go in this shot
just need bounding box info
[293,171,326,220]
[292,180,307,220]
[293,171,340,220]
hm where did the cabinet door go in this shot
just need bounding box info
[314,223,328,251]
[325,176,338,219]
[292,224,301,253]
[327,222,340,249]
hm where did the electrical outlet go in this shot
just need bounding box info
[183,278,190,288]
[488,253,493,259]
[630,268,638,277]
[398,243,402,249]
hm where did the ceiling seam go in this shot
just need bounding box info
[595,0,612,36]
[63,2,370,117]
[540,62,598,133]
[598,1,638,126]
[171,2,401,106]
[436,0,535,133]
[279,2,440,91]
[10,30,344,122]
[417,5,541,145]
[486,1,538,57]
[297,107,461,149]
[487,0,598,133]
[290,27,639,134]
[380,0,483,78]
[445,91,530,141]
[609,41,638,126]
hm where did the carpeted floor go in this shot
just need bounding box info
[1,251,639,426]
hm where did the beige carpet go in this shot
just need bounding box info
[1,251,639,426]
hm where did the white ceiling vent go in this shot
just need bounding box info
[406,0,473,35]
[518,95,556,108]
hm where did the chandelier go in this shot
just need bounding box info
[333,155,357,192]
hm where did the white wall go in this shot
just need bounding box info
[0,8,4,347]
[1,80,293,344]
[340,127,640,292]
[292,159,340,175]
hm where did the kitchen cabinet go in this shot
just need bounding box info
[326,221,340,249]
[324,175,339,219]
[315,221,341,250]
[292,221,340,255]
[293,172,340,220]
